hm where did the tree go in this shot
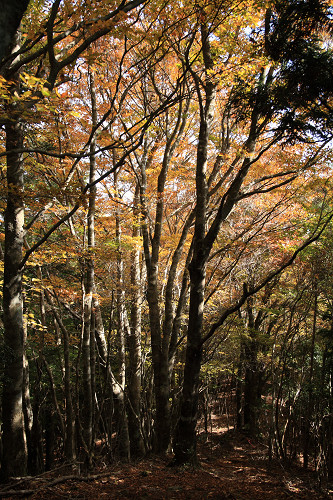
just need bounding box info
[0,0,155,479]
[173,0,333,464]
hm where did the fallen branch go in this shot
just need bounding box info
[0,472,112,498]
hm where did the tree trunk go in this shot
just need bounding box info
[61,314,76,461]
[243,348,261,436]
[236,346,244,430]
[81,67,98,462]
[29,359,44,474]
[45,292,76,461]
[138,86,189,453]
[242,297,263,437]
[44,402,56,471]
[112,167,131,460]
[173,261,205,464]
[139,138,171,453]
[1,114,27,479]
[22,342,33,473]
[303,289,317,469]
[93,295,130,460]
[81,260,94,457]
[173,35,266,462]
[0,0,30,62]
[127,184,145,457]
[173,21,215,464]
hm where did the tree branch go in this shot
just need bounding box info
[200,210,333,346]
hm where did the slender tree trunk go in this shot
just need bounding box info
[173,41,266,463]
[90,309,96,446]
[43,356,65,440]
[61,314,76,461]
[242,297,262,437]
[81,260,94,456]
[303,289,317,469]
[173,21,215,464]
[44,401,56,471]
[80,68,98,459]
[243,345,260,436]
[139,138,170,453]
[29,359,44,474]
[93,295,130,459]
[236,345,244,430]
[22,342,33,472]
[1,112,27,479]
[45,292,76,461]
[137,84,189,453]
[127,184,145,457]
[114,169,130,460]
[173,261,205,464]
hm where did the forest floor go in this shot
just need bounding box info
[1,415,332,499]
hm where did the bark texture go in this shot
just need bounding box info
[1,117,27,479]
[127,185,145,457]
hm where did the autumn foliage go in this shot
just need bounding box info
[0,0,332,490]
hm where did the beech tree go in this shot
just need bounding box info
[0,0,160,479]
[173,0,333,464]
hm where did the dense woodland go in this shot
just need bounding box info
[0,0,333,487]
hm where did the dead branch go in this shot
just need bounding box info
[0,472,112,498]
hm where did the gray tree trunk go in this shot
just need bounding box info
[173,23,268,462]
[45,291,76,461]
[114,169,130,460]
[127,184,145,457]
[94,297,130,459]
[139,92,189,453]
[80,68,98,461]
[1,115,27,479]
[173,23,216,464]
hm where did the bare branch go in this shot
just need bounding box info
[200,210,333,346]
